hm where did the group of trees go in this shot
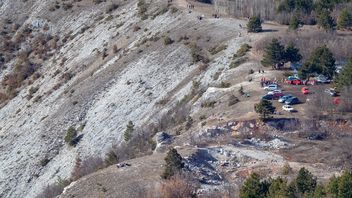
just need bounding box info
[261,38,342,81]
[277,0,352,31]
[299,45,336,79]
[240,168,352,198]
[244,0,352,31]
[261,38,302,68]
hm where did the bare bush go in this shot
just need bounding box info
[71,157,104,181]
[151,173,198,198]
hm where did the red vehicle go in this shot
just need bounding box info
[285,79,302,85]
[301,87,310,94]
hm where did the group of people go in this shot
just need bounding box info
[260,77,278,87]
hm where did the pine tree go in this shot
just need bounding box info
[336,57,352,88]
[317,9,335,31]
[123,121,134,142]
[289,15,301,30]
[161,148,184,179]
[247,16,262,33]
[240,173,265,198]
[254,99,276,120]
[338,171,352,198]
[267,177,290,197]
[327,175,339,197]
[262,38,285,67]
[337,8,352,30]
[296,167,317,194]
[285,42,302,63]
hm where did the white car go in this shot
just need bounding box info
[264,84,278,91]
[282,105,295,112]
[268,89,282,95]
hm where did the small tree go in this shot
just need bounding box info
[64,126,77,146]
[336,57,352,88]
[267,177,289,198]
[296,167,317,194]
[261,38,285,67]
[338,171,352,198]
[247,16,262,33]
[289,15,301,30]
[317,9,334,31]
[254,99,275,120]
[124,121,134,142]
[163,36,174,45]
[240,173,267,198]
[161,148,184,179]
[284,42,302,63]
[337,8,352,30]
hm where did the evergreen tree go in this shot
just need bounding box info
[336,57,352,88]
[254,99,276,120]
[296,167,317,194]
[338,171,352,198]
[285,42,302,63]
[267,177,290,198]
[240,173,265,198]
[289,16,301,30]
[247,16,262,33]
[299,45,336,79]
[262,38,286,67]
[161,148,184,179]
[327,175,339,197]
[337,8,352,30]
[123,121,134,142]
[317,9,335,30]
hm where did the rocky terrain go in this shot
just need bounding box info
[0,0,351,198]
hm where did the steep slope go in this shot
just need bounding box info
[0,0,249,197]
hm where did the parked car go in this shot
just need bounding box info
[325,88,338,97]
[273,92,284,99]
[268,89,282,95]
[264,84,278,91]
[261,94,274,100]
[316,75,331,83]
[285,97,300,105]
[301,87,310,94]
[278,95,293,103]
[282,105,296,112]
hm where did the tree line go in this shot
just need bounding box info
[240,167,352,198]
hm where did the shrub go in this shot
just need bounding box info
[233,43,251,59]
[220,81,231,88]
[230,57,248,68]
[64,126,77,146]
[201,100,216,108]
[209,44,227,55]
[228,95,239,106]
[247,16,262,33]
[337,8,352,30]
[189,43,208,63]
[156,174,198,197]
[124,121,134,142]
[163,36,174,45]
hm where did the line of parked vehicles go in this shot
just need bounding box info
[262,83,299,112]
